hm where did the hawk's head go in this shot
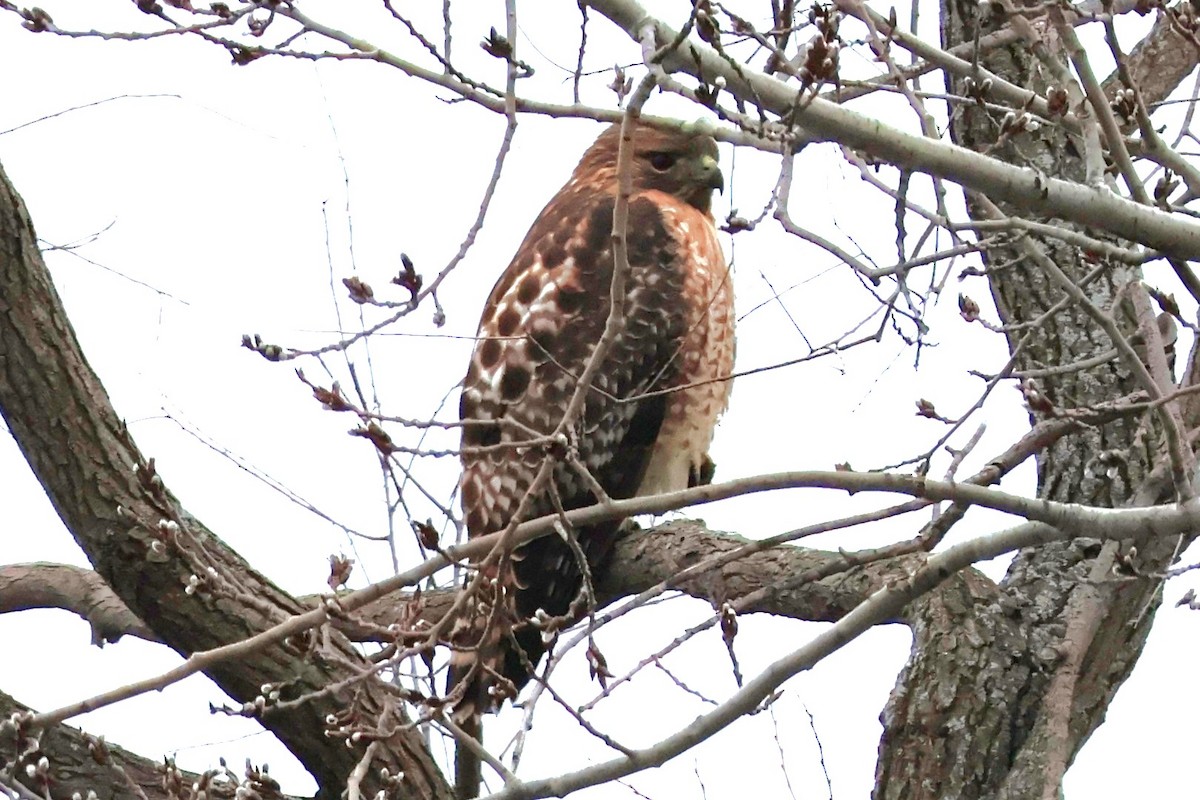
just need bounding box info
[571,121,724,215]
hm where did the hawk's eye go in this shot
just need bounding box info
[647,152,676,171]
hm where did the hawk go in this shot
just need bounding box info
[449,118,734,750]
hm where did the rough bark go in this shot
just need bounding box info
[0,160,452,800]
[0,522,928,647]
[871,5,1200,799]
[3,3,1198,798]
[576,5,1200,792]
[1100,4,1200,101]
[2,513,998,800]
[0,688,267,800]
[1,688,172,800]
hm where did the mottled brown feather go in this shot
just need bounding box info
[450,121,735,725]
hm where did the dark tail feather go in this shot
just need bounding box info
[450,627,546,799]
[454,712,483,800]
[445,518,621,797]
[446,614,504,800]
[447,656,486,800]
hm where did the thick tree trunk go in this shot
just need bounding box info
[874,5,1197,799]
[0,160,453,800]
[4,4,1198,799]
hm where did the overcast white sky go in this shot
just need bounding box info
[0,2,1196,798]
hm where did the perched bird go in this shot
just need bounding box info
[449,118,734,794]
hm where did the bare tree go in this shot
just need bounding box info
[2,2,1200,799]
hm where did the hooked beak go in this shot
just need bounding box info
[699,154,725,194]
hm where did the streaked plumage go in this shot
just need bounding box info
[449,120,735,723]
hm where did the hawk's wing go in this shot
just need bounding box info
[452,181,733,709]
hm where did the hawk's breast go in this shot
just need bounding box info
[634,192,735,496]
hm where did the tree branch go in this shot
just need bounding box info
[0,159,452,800]
[0,563,156,645]
[587,0,1200,258]
[0,689,251,800]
